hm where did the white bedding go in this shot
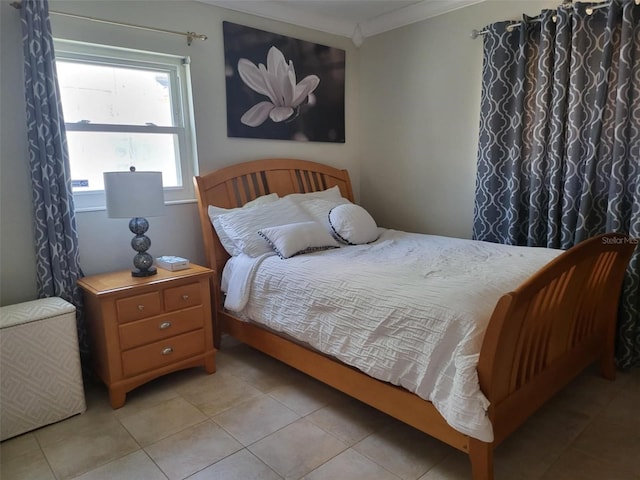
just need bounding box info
[222,229,562,442]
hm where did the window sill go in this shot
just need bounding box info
[74,198,197,214]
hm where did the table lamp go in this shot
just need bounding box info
[103,168,165,277]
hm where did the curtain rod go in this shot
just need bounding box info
[470,0,639,39]
[10,2,208,46]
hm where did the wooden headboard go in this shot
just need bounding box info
[194,158,354,285]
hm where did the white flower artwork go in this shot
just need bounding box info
[238,46,320,127]
[223,22,345,143]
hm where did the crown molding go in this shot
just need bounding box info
[201,0,485,46]
[361,0,485,38]
[202,1,356,37]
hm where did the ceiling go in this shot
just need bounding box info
[202,0,485,45]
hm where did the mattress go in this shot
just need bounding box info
[222,230,562,441]
[0,297,86,440]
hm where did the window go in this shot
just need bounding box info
[54,39,198,210]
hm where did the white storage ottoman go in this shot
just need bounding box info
[1,297,86,441]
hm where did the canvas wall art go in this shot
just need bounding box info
[223,21,346,143]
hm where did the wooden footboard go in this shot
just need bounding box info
[195,159,635,480]
[477,233,635,446]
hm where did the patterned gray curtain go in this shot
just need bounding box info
[20,0,88,360]
[473,1,640,369]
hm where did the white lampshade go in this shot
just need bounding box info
[103,171,165,218]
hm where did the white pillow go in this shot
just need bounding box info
[218,196,312,257]
[329,204,379,245]
[299,197,351,231]
[208,193,279,256]
[283,185,344,205]
[258,221,339,259]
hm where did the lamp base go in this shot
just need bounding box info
[128,218,157,277]
[132,266,157,277]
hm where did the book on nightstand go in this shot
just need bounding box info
[156,256,190,271]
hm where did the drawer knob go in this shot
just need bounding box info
[159,321,172,330]
[182,294,189,301]
[138,304,145,311]
[161,347,174,355]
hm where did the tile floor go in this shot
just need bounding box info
[1,336,638,480]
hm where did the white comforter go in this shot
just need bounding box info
[222,229,562,441]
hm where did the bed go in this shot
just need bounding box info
[194,158,634,480]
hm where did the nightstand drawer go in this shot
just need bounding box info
[164,282,202,312]
[116,292,162,323]
[118,306,205,351]
[121,329,205,377]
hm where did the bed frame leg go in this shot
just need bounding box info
[469,439,494,480]
[600,351,617,381]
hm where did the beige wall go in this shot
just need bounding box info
[0,0,359,304]
[359,0,558,239]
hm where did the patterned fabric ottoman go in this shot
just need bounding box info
[0,297,86,441]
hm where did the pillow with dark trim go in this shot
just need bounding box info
[258,221,339,259]
[329,204,379,245]
[218,197,312,257]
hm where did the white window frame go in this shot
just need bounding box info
[53,38,199,211]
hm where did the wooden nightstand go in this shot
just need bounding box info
[78,264,216,408]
